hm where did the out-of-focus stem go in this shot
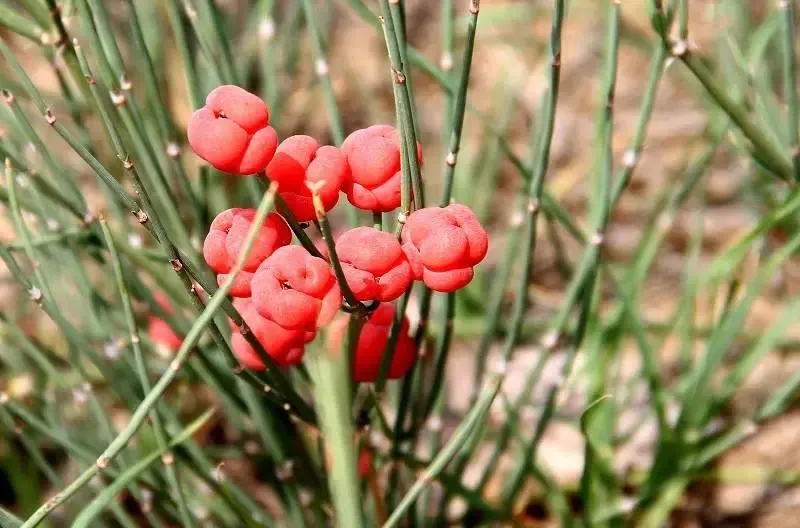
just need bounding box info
[780,0,800,181]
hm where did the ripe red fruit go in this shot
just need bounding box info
[327,304,416,383]
[251,245,342,331]
[147,292,182,351]
[335,227,414,302]
[401,204,489,292]
[148,318,182,351]
[358,449,372,478]
[188,85,278,175]
[203,208,291,297]
[341,125,423,212]
[229,298,312,369]
[266,135,348,221]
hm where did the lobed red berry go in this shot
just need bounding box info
[251,245,342,331]
[327,303,416,383]
[401,204,488,292]
[341,125,422,212]
[203,208,291,297]
[188,85,279,175]
[266,135,348,222]
[229,298,312,369]
[335,227,414,302]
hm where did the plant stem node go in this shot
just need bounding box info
[315,58,329,77]
[671,39,688,57]
[96,456,110,470]
[28,286,42,302]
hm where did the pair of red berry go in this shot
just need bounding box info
[151,85,490,380]
[187,85,418,217]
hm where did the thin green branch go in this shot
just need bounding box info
[378,0,424,222]
[780,0,800,180]
[383,375,501,527]
[99,219,196,528]
[19,186,279,527]
[677,48,793,180]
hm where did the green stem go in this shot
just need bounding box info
[781,0,800,181]
[440,0,480,206]
[678,49,793,180]
[378,0,424,220]
[99,219,196,528]
[300,0,344,144]
[383,375,501,528]
[311,196,366,313]
[308,316,365,528]
[19,186,279,528]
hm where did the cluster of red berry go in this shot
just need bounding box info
[149,85,488,381]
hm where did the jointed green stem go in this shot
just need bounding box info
[780,0,800,181]
[300,0,345,145]
[100,219,196,528]
[440,0,480,207]
[500,0,614,508]
[20,186,279,528]
[383,375,501,528]
[310,191,368,313]
[677,48,793,180]
[378,0,424,222]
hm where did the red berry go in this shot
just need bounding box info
[229,298,313,369]
[266,135,348,221]
[147,293,182,351]
[327,304,416,383]
[358,449,372,478]
[401,204,488,292]
[203,208,291,275]
[251,245,342,330]
[216,271,255,298]
[341,125,423,212]
[188,85,279,175]
[147,317,182,351]
[335,227,413,302]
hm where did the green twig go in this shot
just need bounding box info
[780,0,799,180]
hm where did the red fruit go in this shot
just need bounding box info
[358,449,372,478]
[147,317,182,351]
[327,304,415,383]
[188,85,279,175]
[341,125,422,212]
[266,135,348,222]
[401,204,488,292]
[251,245,342,330]
[216,271,255,298]
[148,293,182,351]
[203,208,291,278]
[335,227,413,302]
[229,298,313,369]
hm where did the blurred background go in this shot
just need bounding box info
[3,0,800,526]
